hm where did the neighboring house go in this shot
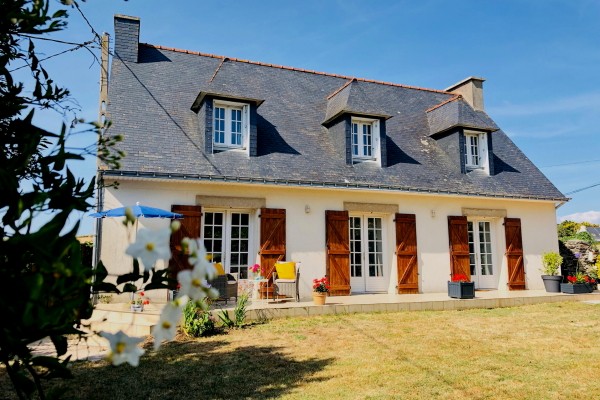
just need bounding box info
[96,15,567,299]
[578,226,600,243]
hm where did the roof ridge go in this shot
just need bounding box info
[141,43,453,95]
[326,78,355,100]
[425,95,461,113]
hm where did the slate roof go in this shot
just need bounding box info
[427,96,499,136]
[104,43,567,202]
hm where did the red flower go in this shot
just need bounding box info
[143,300,150,305]
[451,274,469,283]
[139,291,145,297]
[567,276,577,283]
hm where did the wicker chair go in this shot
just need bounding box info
[273,261,300,302]
[208,273,238,304]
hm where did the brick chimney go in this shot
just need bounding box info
[114,15,140,63]
[445,77,485,111]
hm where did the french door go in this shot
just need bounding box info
[468,220,497,289]
[203,211,252,278]
[349,215,386,292]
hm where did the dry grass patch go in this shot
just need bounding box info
[1,302,599,399]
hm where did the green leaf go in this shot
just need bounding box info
[50,335,68,357]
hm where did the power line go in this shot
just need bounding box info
[540,158,600,168]
[8,40,95,72]
[565,182,600,195]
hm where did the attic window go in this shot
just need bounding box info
[351,117,380,162]
[464,130,489,172]
[213,100,249,150]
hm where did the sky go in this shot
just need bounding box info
[20,0,600,235]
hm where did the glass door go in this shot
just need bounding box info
[349,215,386,292]
[203,211,251,278]
[468,220,496,289]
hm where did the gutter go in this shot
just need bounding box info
[100,170,569,203]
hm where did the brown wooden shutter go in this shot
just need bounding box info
[168,205,202,285]
[395,213,419,294]
[325,210,351,296]
[448,216,471,280]
[259,208,286,296]
[504,217,525,290]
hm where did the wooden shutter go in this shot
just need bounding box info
[168,205,202,286]
[326,210,351,296]
[448,216,471,280]
[395,213,419,294]
[259,208,286,296]
[505,217,525,290]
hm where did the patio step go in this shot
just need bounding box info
[83,303,162,336]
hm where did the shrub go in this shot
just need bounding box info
[573,231,595,245]
[182,299,216,337]
[541,252,563,275]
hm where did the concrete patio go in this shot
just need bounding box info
[87,289,600,337]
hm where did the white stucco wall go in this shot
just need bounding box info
[96,178,559,300]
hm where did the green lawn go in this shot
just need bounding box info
[2,302,600,399]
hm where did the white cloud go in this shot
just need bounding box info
[559,210,600,224]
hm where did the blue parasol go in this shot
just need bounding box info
[90,202,183,219]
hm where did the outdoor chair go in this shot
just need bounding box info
[273,261,300,302]
[225,273,239,303]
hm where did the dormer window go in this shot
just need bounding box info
[351,117,380,163]
[213,100,250,150]
[464,130,489,173]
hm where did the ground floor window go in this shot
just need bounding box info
[349,215,386,292]
[468,220,496,288]
[203,210,252,278]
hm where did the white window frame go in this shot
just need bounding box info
[464,130,489,174]
[351,117,381,164]
[202,209,255,279]
[213,99,250,152]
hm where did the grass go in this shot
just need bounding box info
[2,302,600,399]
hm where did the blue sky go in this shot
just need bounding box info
[23,0,600,234]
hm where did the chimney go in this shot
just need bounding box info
[445,77,485,111]
[114,15,140,63]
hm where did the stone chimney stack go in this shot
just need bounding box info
[114,15,140,63]
[445,77,485,111]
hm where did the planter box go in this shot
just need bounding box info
[560,283,593,294]
[448,281,475,299]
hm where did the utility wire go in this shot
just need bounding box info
[8,40,95,72]
[565,182,600,195]
[540,158,600,169]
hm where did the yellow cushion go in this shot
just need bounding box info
[275,262,296,280]
[214,262,225,275]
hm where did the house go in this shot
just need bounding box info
[578,226,600,243]
[96,15,567,300]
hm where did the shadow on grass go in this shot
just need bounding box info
[47,339,333,400]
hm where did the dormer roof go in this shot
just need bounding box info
[323,79,392,125]
[427,96,498,136]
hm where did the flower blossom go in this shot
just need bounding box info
[177,238,217,301]
[125,227,172,271]
[153,295,188,350]
[100,330,145,367]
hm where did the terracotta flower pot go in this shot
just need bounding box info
[312,292,327,305]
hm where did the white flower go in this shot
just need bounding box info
[100,330,145,367]
[186,238,217,280]
[177,268,209,301]
[125,227,171,271]
[152,296,187,350]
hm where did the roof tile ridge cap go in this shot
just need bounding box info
[140,43,453,94]
[425,94,462,113]
[209,56,228,83]
[326,78,356,100]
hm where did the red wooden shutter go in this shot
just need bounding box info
[447,216,471,280]
[326,210,351,296]
[168,205,202,285]
[259,208,286,297]
[395,213,419,294]
[505,217,525,290]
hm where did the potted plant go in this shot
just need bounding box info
[312,277,330,305]
[249,263,261,280]
[447,274,475,299]
[130,291,150,312]
[540,251,563,292]
[561,273,594,294]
